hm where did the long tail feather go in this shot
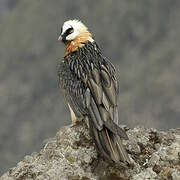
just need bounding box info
[89,119,131,164]
[116,136,131,163]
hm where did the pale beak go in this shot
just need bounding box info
[58,35,62,42]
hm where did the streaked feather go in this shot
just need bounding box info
[105,128,117,160]
[58,41,130,164]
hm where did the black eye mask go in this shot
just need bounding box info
[61,26,74,43]
[64,27,74,36]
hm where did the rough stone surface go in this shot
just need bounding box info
[1,123,180,180]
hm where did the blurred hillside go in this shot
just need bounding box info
[0,0,180,175]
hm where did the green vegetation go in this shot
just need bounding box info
[0,0,180,174]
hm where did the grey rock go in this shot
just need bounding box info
[1,122,180,180]
[148,153,160,167]
[172,170,180,180]
[132,168,157,180]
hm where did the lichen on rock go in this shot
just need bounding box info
[1,123,180,180]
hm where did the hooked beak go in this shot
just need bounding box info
[58,34,67,43]
[58,35,62,42]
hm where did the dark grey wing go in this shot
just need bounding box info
[86,59,128,139]
[84,59,130,163]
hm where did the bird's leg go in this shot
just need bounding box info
[68,104,78,127]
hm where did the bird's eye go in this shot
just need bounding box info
[67,28,74,34]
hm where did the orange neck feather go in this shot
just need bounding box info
[65,31,92,56]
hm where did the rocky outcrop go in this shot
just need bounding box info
[1,122,180,180]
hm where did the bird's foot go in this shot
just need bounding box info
[70,119,84,128]
[70,123,77,128]
[70,121,81,128]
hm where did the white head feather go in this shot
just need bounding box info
[61,19,94,42]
